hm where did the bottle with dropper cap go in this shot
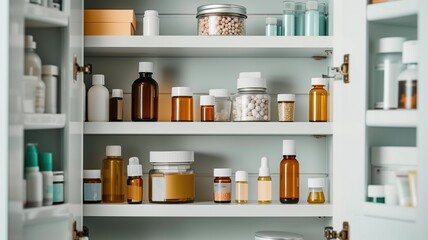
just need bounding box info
[127,157,143,204]
[258,157,272,204]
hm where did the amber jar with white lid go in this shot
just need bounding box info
[171,87,193,122]
[149,151,195,203]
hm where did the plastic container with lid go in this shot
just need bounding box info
[367,185,385,203]
[309,78,328,122]
[209,89,232,122]
[42,65,59,114]
[200,95,215,122]
[83,170,102,203]
[197,4,247,36]
[282,1,295,36]
[255,231,304,240]
[278,94,295,122]
[143,10,159,36]
[232,72,271,121]
[149,151,195,203]
[307,178,325,204]
[214,168,232,203]
[171,87,194,122]
[398,40,418,109]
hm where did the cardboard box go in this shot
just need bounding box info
[84,10,136,36]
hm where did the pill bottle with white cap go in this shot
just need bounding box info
[110,89,123,122]
[102,145,125,203]
[309,78,328,122]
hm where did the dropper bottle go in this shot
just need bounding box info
[258,157,272,204]
[127,157,143,204]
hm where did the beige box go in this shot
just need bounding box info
[84,10,136,36]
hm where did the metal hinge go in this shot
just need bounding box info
[324,221,350,240]
[73,221,89,240]
[331,54,350,84]
[73,56,92,81]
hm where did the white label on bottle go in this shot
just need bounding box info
[152,176,165,202]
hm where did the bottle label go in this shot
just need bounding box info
[83,183,101,201]
[214,182,231,201]
[53,183,64,203]
[151,176,165,201]
[258,181,272,201]
[127,184,142,202]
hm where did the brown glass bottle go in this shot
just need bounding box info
[309,78,328,122]
[132,62,159,121]
[213,168,232,203]
[201,105,214,121]
[280,140,299,204]
[110,89,123,121]
[127,176,142,204]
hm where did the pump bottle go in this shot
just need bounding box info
[127,157,143,204]
[258,157,272,204]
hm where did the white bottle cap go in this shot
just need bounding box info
[106,145,121,157]
[209,89,230,98]
[306,1,318,11]
[237,72,266,89]
[200,95,215,106]
[150,151,194,163]
[127,157,143,177]
[402,40,418,64]
[112,89,123,98]
[25,35,34,48]
[368,185,385,198]
[42,65,59,76]
[214,168,232,177]
[266,17,277,25]
[277,94,295,102]
[235,170,248,181]
[284,1,295,11]
[92,74,105,85]
[83,170,101,179]
[144,10,159,17]
[282,140,296,156]
[308,178,324,188]
[171,87,193,97]
[295,2,306,12]
[311,77,327,86]
[378,37,406,53]
[259,157,270,177]
[139,62,154,73]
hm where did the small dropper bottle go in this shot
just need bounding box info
[127,157,143,204]
[258,157,272,204]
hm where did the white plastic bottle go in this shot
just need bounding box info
[25,144,43,208]
[143,10,159,36]
[39,152,54,206]
[88,74,109,122]
[42,65,59,113]
[25,35,43,113]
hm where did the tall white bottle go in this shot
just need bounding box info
[24,35,45,113]
[39,152,54,206]
[25,144,43,208]
[24,35,41,113]
[42,65,58,113]
[88,74,109,122]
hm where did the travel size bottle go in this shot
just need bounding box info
[309,78,328,122]
[88,74,109,122]
[235,170,248,204]
[25,144,43,208]
[39,152,54,206]
[305,1,319,36]
[280,140,299,204]
[127,157,143,204]
[200,95,215,122]
[110,89,124,121]
[102,145,125,203]
[258,157,272,204]
[132,62,159,121]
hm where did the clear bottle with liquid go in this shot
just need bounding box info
[307,178,325,204]
[132,62,159,121]
[309,78,328,122]
[398,40,418,109]
[102,145,125,203]
[282,1,295,36]
[258,157,272,204]
[235,171,248,204]
[280,140,299,204]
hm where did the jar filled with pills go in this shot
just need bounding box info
[278,94,295,122]
[83,170,102,204]
[209,89,232,121]
[197,4,247,36]
[213,168,232,203]
[149,151,195,203]
[232,72,270,121]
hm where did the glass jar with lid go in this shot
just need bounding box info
[197,4,247,36]
[149,151,195,203]
[232,72,271,121]
[209,89,232,121]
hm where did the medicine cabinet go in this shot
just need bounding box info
[5,0,428,239]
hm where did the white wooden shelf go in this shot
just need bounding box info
[25,3,68,28]
[363,202,416,222]
[84,36,333,58]
[84,202,332,217]
[366,110,417,127]
[24,113,66,130]
[84,122,333,135]
[24,204,70,225]
[367,0,417,27]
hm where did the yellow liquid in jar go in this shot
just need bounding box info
[309,85,328,122]
[307,191,325,204]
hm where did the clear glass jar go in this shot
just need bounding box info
[149,151,195,203]
[232,72,271,121]
[197,4,247,36]
[307,178,325,204]
[209,89,232,121]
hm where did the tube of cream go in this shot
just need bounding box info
[396,171,412,207]
[408,170,417,207]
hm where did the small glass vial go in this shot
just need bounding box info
[127,157,143,204]
[209,89,232,121]
[282,1,295,36]
[265,17,278,36]
[171,87,193,122]
[214,168,232,203]
[305,1,319,36]
[309,78,328,122]
[232,72,271,121]
[200,95,215,122]
[235,171,248,204]
[278,94,295,122]
[398,40,418,109]
[307,178,325,204]
[294,2,305,36]
[318,3,327,36]
[53,171,64,205]
[83,170,102,204]
[368,185,385,203]
[110,89,123,122]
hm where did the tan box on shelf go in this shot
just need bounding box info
[84,10,136,36]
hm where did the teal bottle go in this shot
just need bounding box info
[305,1,319,36]
[282,1,295,36]
[318,3,327,36]
[295,2,305,36]
[265,17,278,36]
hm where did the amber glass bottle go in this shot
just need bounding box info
[280,140,299,204]
[213,168,232,203]
[110,89,123,121]
[309,78,328,122]
[127,157,143,204]
[132,62,159,121]
[200,95,215,122]
[171,87,193,122]
[102,145,125,203]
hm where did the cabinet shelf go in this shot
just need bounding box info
[367,0,417,27]
[25,3,69,28]
[24,113,66,130]
[84,36,333,58]
[24,204,70,225]
[366,110,416,128]
[363,202,416,222]
[84,122,333,135]
[83,202,332,217]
